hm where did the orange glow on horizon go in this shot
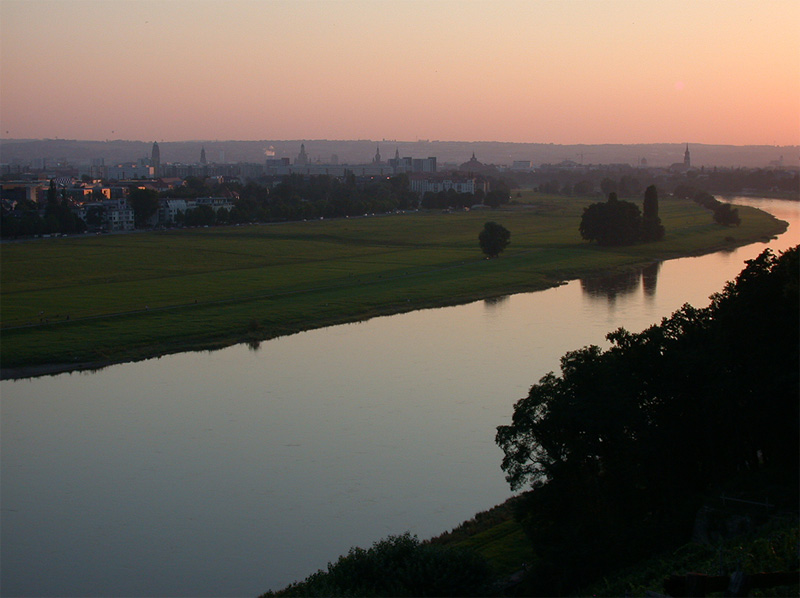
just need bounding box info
[1,0,798,145]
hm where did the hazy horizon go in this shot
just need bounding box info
[3,137,799,147]
[4,137,799,147]
[2,0,799,147]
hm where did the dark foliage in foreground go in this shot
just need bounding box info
[497,246,799,595]
[261,532,494,597]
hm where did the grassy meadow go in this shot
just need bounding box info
[0,194,786,376]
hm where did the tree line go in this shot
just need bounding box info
[674,185,741,226]
[496,245,799,594]
[1,173,515,238]
[0,180,88,238]
[501,166,798,199]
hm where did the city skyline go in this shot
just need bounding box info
[1,0,798,146]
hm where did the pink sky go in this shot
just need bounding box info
[2,0,798,145]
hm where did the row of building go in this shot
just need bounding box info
[1,169,487,232]
[80,143,444,181]
[62,196,235,232]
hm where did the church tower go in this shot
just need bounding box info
[151,141,160,177]
[200,146,207,165]
[373,145,381,164]
[684,144,691,169]
[295,143,309,165]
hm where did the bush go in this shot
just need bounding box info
[263,532,494,597]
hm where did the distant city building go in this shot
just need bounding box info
[0,181,49,203]
[158,197,234,225]
[159,198,189,224]
[408,173,484,196]
[511,160,532,171]
[669,144,693,173]
[151,142,160,177]
[103,197,135,231]
[295,143,309,166]
[387,149,436,173]
[458,152,497,174]
[265,157,292,175]
[412,157,437,173]
[106,163,155,180]
[460,152,482,172]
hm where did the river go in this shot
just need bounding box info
[1,197,797,597]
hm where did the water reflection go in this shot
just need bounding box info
[580,261,661,304]
[642,262,660,297]
[483,295,510,309]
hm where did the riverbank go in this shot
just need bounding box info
[1,197,787,380]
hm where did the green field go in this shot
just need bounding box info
[0,195,786,376]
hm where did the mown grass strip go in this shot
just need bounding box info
[1,197,786,375]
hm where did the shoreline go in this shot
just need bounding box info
[1,231,784,382]
[2,198,790,381]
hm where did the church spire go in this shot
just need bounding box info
[684,144,691,169]
[295,143,308,165]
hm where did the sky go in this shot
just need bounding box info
[1,0,798,145]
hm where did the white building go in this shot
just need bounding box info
[102,198,135,231]
[409,176,481,195]
[105,163,155,180]
[159,199,190,224]
[195,197,234,212]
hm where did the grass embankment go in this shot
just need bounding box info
[0,194,786,378]
[427,494,798,597]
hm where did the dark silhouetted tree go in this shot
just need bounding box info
[579,192,642,246]
[496,246,799,595]
[128,187,160,228]
[642,184,665,241]
[713,202,741,226]
[479,221,510,257]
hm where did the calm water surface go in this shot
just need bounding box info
[2,198,797,597]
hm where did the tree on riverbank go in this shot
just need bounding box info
[579,192,643,246]
[676,187,742,227]
[580,186,667,246]
[642,184,665,241]
[479,221,511,257]
[496,246,799,594]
